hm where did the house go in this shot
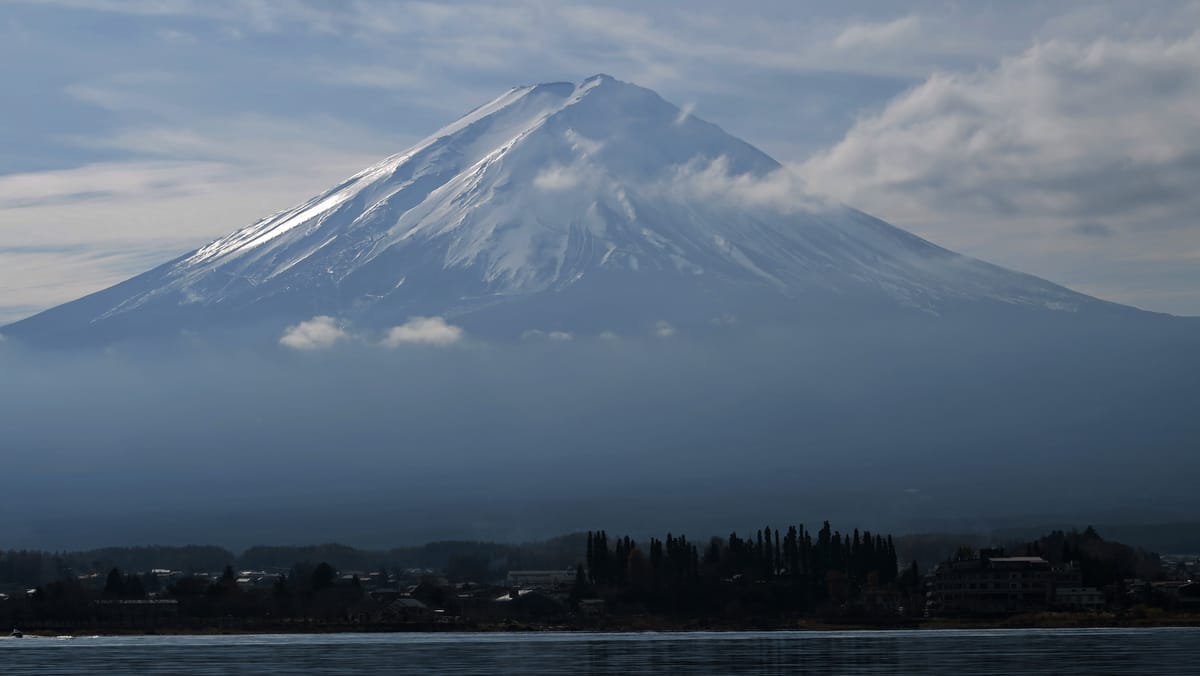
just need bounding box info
[1180,582,1200,608]
[929,550,1053,614]
[384,597,431,622]
[493,589,566,619]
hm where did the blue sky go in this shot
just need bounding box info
[2,0,1199,322]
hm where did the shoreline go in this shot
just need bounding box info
[12,613,1200,637]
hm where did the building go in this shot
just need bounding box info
[505,569,576,589]
[383,597,431,622]
[1054,586,1105,610]
[929,550,1053,614]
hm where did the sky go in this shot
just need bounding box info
[2,0,1199,324]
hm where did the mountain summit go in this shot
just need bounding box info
[4,75,1131,345]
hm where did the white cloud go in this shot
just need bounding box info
[674,101,696,125]
[155,28,197,44]
[0,84,396,321]
[653,320,676,338]
[661,155,830,214]
[800,32,1200,314]
[381,316,464,347]
[314,65,421,90]
[522,329,574,342]
[833,16,921,51]
[279,316,346,350]
[565,129,604,157]
[532,164,583,192]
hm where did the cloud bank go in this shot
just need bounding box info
[2,315,1198,550]
[279,315,346,350]
[800,32,1200,313]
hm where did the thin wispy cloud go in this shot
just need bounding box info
[833,16,921,51]
[522,329,575,342]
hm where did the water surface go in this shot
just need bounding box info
[2,627,1197,674]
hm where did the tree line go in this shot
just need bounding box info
[581,522,919,616]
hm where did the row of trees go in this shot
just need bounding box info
[1019,526,1163,588]
[0,546,236,587]
[583,522,909,615]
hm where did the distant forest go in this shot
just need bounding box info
[2,521,1194,589]
[0,537,591,588]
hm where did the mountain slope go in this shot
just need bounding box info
[3,75,1138,345]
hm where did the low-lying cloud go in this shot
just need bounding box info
[381,316,464,347]
[2,314,1197,550]
[279,315,347,350]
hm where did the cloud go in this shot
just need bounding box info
[532,164,582,191]
[1072,222,1114,237]
[674,101,696,125]
[0,75,397,321]
[314,65,420,90]
[279,316,346,350]
[653,320,676,338]
[661,155,830,214]
[522,329,574,342]
[833,16,921,51]
[0,160,227,209]
[381,316,464,347]
[565,129,604,157]
[800,32,1200,314]
[155,28,197,44]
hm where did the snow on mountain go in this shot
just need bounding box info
[3,75,1128,345]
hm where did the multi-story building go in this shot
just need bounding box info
[929,549,1053,614]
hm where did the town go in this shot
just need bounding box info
[2,525,1197,635]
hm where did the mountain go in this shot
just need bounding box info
[1,75,1154,345]
[3,76,1200,544]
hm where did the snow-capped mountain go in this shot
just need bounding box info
[3,75,1136,345]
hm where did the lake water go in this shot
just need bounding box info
[2,627,1198,674]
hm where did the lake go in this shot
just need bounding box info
[2,627,1198,674]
